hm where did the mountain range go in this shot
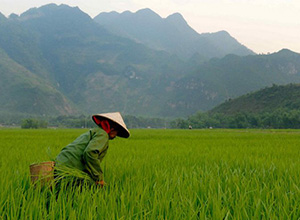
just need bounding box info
[94,9,254,60]
[0,4,299,118]
[168,49,300,116]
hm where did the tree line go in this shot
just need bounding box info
[1,108,300,129]
[170,108,300,129]
[16,115,170,129]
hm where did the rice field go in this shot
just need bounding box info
[0,128,299,219]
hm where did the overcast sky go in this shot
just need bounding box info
[1,0,299,54]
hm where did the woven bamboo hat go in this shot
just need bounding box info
[92,112,130,138]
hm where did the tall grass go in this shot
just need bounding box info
[0,129,299,219]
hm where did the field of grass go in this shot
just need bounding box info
[0,128,299,219]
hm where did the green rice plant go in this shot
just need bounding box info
[0,128,299,219]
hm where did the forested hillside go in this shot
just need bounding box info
[0,4,300,121]
[210,83,300,114]
[168,49,300,115]
[172,84,300,129]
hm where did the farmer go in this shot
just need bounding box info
[55,112,130,187]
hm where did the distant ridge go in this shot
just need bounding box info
[0,12,6,21]
[0,4,299,118]
[166,49,300,115]
[94,8,255,60]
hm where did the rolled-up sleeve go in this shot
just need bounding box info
[83,130,109,181]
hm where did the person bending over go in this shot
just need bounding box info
[55,112,130,187]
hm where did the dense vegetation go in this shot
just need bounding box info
[0,129,299,219]
[0,113,170,129]
[172,109,300,129]
[172,84,300,129]
[21,118,48,129]
[211,84,300,114]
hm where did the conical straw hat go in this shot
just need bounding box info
[92,112,130,138]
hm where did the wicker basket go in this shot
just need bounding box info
[29,161,55,186]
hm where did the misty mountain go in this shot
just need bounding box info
[94,9,255,60]
[0,47,75,115]
[0,4,299,119]
[166,49,300,116]
[0,13,6,22]
[0,4,186,117]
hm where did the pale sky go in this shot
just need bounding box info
[1,0,299,54]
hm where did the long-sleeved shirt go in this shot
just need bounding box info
[55,127,109,181]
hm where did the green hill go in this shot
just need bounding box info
[0,48,76,116]
[171,83,300,129]
[210,83,300,115]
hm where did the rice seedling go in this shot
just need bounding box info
[0,128,299,219]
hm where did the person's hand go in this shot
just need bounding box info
[96,180,106,188]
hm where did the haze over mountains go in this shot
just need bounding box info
[0,4,299,118]
[94,9,254,60]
